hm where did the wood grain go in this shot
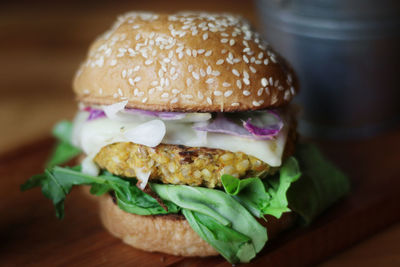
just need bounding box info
[0,130,399,266]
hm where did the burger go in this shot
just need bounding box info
[22,12,349,264]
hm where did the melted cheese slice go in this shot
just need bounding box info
[72,111,288,175]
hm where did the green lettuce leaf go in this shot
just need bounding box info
[221,175,270,218]
[262,157,301,218]
[21,166,179,219]
[288,143,350,224]
[151,183,268,263]
[221,157,301,219]
[183,210,255,263]
[46,121,81,167]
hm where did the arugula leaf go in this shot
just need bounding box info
[52,120,74,143]
[46,121,81,167]
[288,143,350,224]
[221,157,301,219]
[21,166,179,219]
[262,156,301,218]
[183,210,255,263]
[221,175,270,218]
[151,183,267,263]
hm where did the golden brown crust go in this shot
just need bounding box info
[74,12,298,112]
[99,194,295,257]
[94,142,273,188]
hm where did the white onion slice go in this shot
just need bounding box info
[123,119,166,147]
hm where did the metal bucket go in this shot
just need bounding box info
[256,0,400,138]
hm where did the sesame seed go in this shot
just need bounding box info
[122,70,127,78]
[186,49,191,56]
[207,97,212,105]
[243,78,250,85]
[258,52,263,59]
[186,78,192,86]
[223,82,231,87]
[200,69,206,77]
[221,49,227,54]
[284,90,290,100]
[135,33,141,40]
[229,39,235,46]
[263,59,269,65]
[236,80,242,89]
[232,69,240,77]
[290,86,295,95]
[192,49,198,57]
[257,88,263,96]
[163,58,171,63]
[118,88,123,96]
[214,90,222,96]
[203,33,208,40]
[197,49,205,54]
[269,77,274,85]
[207,66,212,75]
[192,72,200,80]
[134,66,140,72]
[271,55,277,63]
[188,65,193,72]
[197,91,204,99]
[171,98,178,104]
[250,66,257,73]
[265,87,270,95]
[212,71,220,76]
[231,102,239,107]
[172,89,180,94]
[216,59,224,65]
[110,59,117,66]
[151,80,158,86]
[224,90,233,97]
[161,93,169,98]
[243,55,249,63]
[243,90,251,96]
[206,78,214,84]
[133,76,141,82]
[220,38,228,43]
[255,60,262,65]
[128,78,135,86]
[145,59,153,65]
[113,93,118,98]
[205,50,212,57]
[243,71,249,79]
[261,78,268,87]
[252,101,261,107]
[170,67,176,75]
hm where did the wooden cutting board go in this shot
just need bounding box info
[1,131,400,266]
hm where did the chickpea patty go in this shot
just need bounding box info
[94,143,276,188]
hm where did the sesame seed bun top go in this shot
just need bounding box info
[73,12,298,112]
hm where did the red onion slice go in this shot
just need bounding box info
[193,111,283,140]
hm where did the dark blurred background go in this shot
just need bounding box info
[1,1,399,266]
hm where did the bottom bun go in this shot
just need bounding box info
[99,194,295,257]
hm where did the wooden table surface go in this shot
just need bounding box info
[1,0,399,266]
